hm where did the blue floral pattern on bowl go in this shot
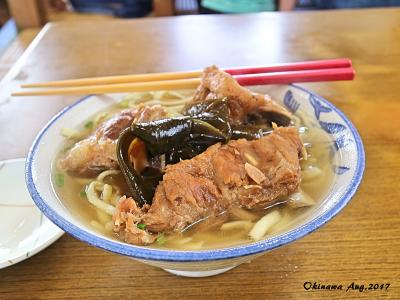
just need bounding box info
[283,89,354,175]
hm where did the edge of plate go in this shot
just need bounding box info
[0,158,64,269]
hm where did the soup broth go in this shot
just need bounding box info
[53,91,335,250]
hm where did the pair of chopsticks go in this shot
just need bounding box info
[12,58,355,96]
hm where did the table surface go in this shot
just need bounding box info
[1,8,399,299]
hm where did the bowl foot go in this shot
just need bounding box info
[163,266,236,277]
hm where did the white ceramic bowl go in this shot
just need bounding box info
[26,85,365,277]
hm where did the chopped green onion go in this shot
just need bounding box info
[79,191,87,198]
[84,121,94,129]
[62,146,72,153]
[137,223,146,230]
[156,233,166,245]
[94,112,110,125]
[119,99,130,108]
[54,173,64,188]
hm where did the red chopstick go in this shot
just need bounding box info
[224,58,352,75]
[235,67,355,85]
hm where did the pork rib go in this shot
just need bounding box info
[59,104,168,176]
[113,126,303,245]
[191,65,292,125]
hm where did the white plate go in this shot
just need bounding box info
[0,158,64,269]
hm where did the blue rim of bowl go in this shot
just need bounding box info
[26,84,365,262]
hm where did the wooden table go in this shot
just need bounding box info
[1,8,399,299]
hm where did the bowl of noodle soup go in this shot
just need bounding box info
[26,84,365,277]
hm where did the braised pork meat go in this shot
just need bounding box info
[113,127,303,245]
[191,65,292,125]
[59,104,167,176]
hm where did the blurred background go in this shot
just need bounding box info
[2,0,400,29]
[0,0,399,77]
